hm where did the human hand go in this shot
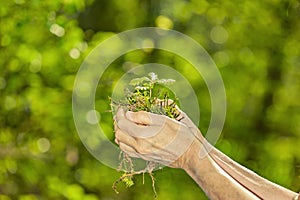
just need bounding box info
[175,106,205,141]
[156,99,205,142]
[114,108,201,168]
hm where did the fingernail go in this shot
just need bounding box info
[114,138,119,144]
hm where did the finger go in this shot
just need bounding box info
[119,142,160,162]
[114,120,118,131]
[175,107,189,123]
[175,108,197,129]
[119,142,153,162]
[173,108,205,142]
[114,122,119,144]
[173,105,189,122]
[179,117,194,127]
[119,142,139,158]
[176,115,205,142]
[115,108,125,121]
[118,118,164,138]
[115,129,138,149]
[125,111,166,126]
[116,108,164,136]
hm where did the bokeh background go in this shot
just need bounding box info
[1,0,300,199]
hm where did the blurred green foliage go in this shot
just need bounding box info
[0,0,300,199]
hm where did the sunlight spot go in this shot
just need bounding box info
[86,110,100,125]
[213,51,230,67]
[30,58,42,73]
[156,15,173,30]
[37,138,51,153]
[210,25,228,44]
[142,38,154,53]
[66,148,79,166]
[75,81,91,98]
[50,24,65,37]
[69,48,80,59]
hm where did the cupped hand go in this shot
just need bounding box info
[114,108,203,168]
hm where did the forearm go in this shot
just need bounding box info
[182,141,260,200]
[208,144,298,200]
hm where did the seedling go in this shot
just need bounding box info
[111,72,180,197]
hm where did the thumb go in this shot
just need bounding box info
[175,106,195,128]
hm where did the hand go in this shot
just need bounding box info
[175,106,205,141]
[114,108,201,168]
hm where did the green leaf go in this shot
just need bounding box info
[129,77,151,86]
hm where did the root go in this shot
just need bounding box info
[112,173,134,194]
[149,171,157,198]
[113,152,159,198]
[111,73,179,198]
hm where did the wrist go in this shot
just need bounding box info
[179,139,206,171]
[180,139,261,199]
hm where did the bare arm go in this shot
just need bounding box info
[209,143,298,199]
[114,109,299,200]
[180,139,260,199]
[181,135,299,199]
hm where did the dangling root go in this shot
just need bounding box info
[148,171,157,198]
[112,152,159,198]
[112,173,134,194]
